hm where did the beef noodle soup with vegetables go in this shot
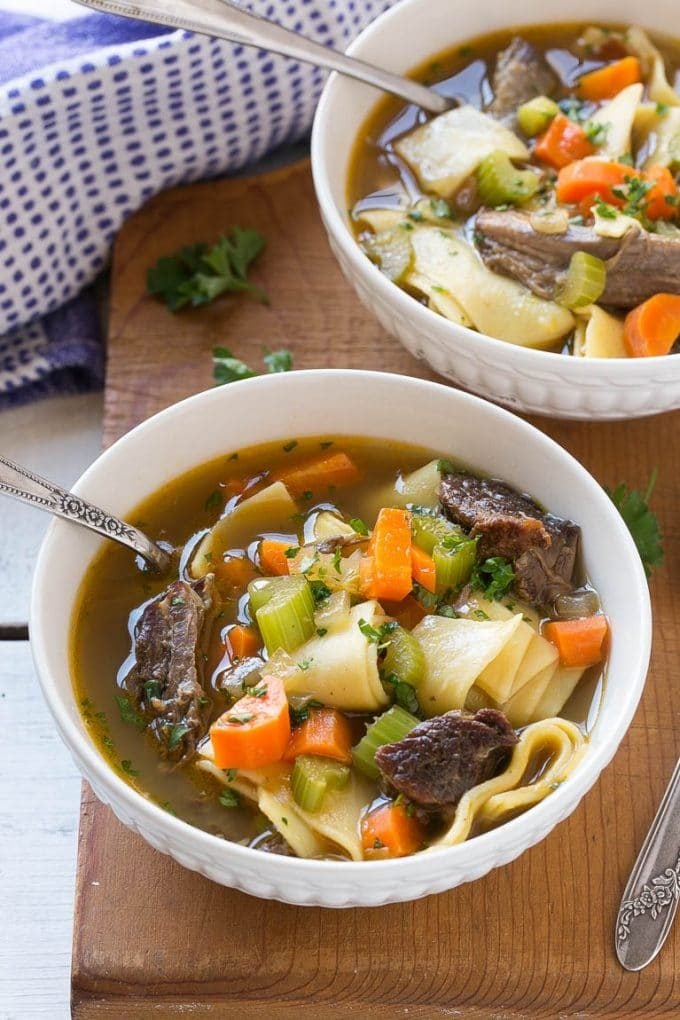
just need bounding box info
[349,23,680,359]
[72,438,607,861]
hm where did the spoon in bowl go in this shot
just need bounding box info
[0,454,171,572]
[72,0,450,114]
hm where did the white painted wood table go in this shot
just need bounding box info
[0,393,102,1020]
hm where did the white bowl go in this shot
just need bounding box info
[311,0,680,420]
[31,371,651,906]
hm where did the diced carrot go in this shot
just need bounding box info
[383,595,428,631]
[411,544,436,594]
[213,554,256,589]
[283,707,353,764]
[534,115,595,170]
[543,616,609,668]
[576,56,642,101]
[228,624,261,660]
[359,507,413,602]
[210,674,291,769]
[644,165,679,221]
[258,538,291,577]
[556,159,630,206]
[623,293,680,357]
[361,801,426,860]
[274,451,361,498]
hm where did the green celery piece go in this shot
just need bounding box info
[352,706,420,780]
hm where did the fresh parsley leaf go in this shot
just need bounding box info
[471,557,515,601]
[349,517,370,536]
[382,672,420,715]
[204,489,222,511]
[227,713,255,725]
[115,695,146,730]
[147,228,267,311]
[594,198,618,220]
[212,347,257,385]
[224,768,238,782]
[167,722,191,749]
[358,619,398,646]
[284,546,300,559]
[289,698,324,725]
[120,759,140,777]
[316,627,328,637]
[656,102,669,117]
[297,659,312,672]
[219,787,241,808]
[263,348,293,373]
[309,580,332,604]
[283,440,298,453]
[585,121,608,146]
[606,471,664,577]
[437,458,456,475]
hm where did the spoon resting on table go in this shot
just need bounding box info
[0,454,170,572]
[71,0,450,114]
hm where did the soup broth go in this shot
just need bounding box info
[71,436,606,860]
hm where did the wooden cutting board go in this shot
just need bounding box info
[71,160,680,1018]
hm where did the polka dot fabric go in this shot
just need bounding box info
[0,1,394,405]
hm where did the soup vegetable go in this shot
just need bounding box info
[349,23,680,358]
[72,438,608,861]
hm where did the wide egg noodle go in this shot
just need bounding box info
[529,665,585,722]
[191,481,297,579]
[428,718,585,848]
[626,26,680,108]
[413,613,523,715]
[466,598,536,703]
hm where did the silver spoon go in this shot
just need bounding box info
[0,454,170,572]
[615,757,680,971]
[72,0,450,114]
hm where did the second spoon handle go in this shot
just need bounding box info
[71,0,449,114]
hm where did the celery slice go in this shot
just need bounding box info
[291,755,350,813]
[432,538,477,593]
[411,513,464,555]
[250,576,316,655]
[557,251,607,309]
[352,706,420,779]
[476,150,540,207]
[383,627,426,687]
[517,96,560,137]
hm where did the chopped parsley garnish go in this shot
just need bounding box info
[227,713,255,725]
[284,546,300,559]
[320,440,334,449]
[358,619,398,646]
[282,440,298,453]
[656,102,669,117]
[166,722,191,749]
[147,227,267,311]
[224,768,238,782]
[115,695,146,731]
[212,347,293,386]
[382,672,420,715]
[297,660,312,672]
[436,458,456,475]
[245,683,268,698]
[612,175,654,220]
[302,489,314,501]
[316,627,328,637]
[289,699,324,725]
[332,547,343,574]
[594,198,618,220]
[309,580,332,604]
[349,517,370,536]
[584,121,608,146]
[170,596,185,607]
[606,470,664,577]
[471,557,515,601]
[219,787,241,808]
[120,759,140,777]
[430,197,453,219]
[204,489,222,511]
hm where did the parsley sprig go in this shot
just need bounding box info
[607,471,664,577]
[147,227,267,311]
[213,346,293,385]
[471,557,515,601]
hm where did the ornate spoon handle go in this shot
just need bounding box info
[615,758,680,971]
[71,0,449,114]
[0,454,170,572]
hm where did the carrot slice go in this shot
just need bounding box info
[210,674,291,768]
[258,538,291,577]
[556,159,630,206]
[274,451,360,498]
[534,115,595,170]
[644,165,679,221]
[283,707,353,764]
[360,508,413,602]
[361,801,426,860]
[624,293,680,357]
[576,56,641,101]
[411,543,436,594]
[228,624,261,660]
[543,616,609,668]
[213,554,257,590]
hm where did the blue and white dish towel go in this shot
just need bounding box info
[0,0,392,409]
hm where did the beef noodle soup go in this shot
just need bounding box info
[71,437,606,861]
[348,23,680,358]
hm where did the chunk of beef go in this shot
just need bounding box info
[439,472,580,605]
[375,708,517,808]
[489,37,557,123]
[123,575,220,764]
[475,208,680,308]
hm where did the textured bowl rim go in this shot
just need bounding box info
[310,0,680,380]
[30,371,652,892]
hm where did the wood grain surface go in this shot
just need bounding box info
[72,161,680,1018]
